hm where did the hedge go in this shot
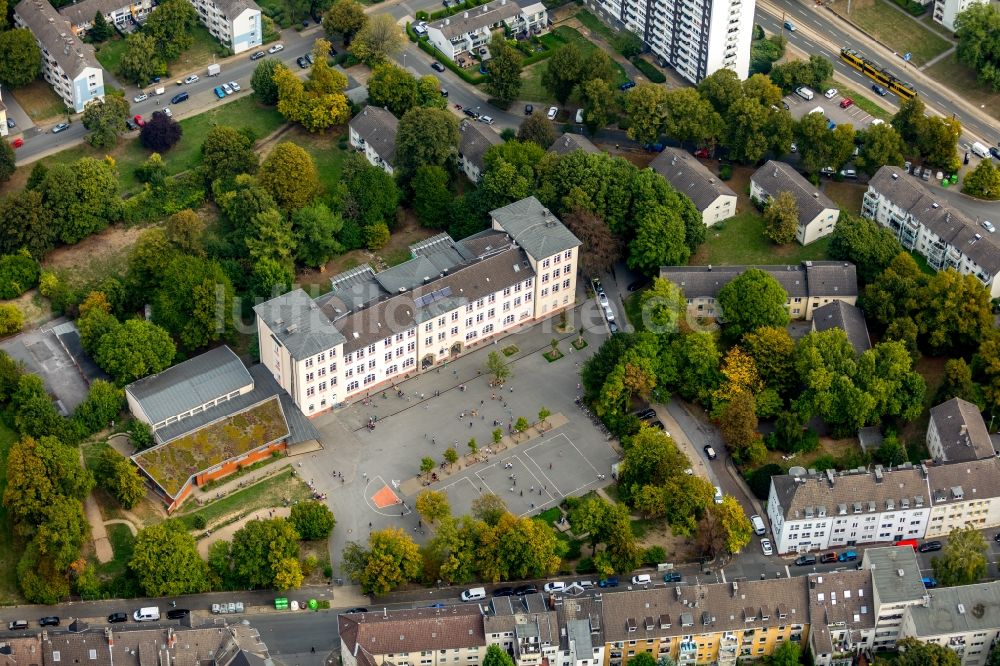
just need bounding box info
[631,57,666,83]
[892,0,926,15]
[406,23,486,84]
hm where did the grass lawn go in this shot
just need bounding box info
[96,37,130,78]
[0,415,22,603]
[831,0,951,66]
[96,523,136,580]
[170,23,231,76]
[927,53,1000,124]
[574,8,618,43]
[691,209,832,266]
[823,181,867,214]
[522,27,628,104]
[623,291,645,331]
[288,127,350,197]
[13,80,70,122]
[174,467,312,530]
[836,85,893,121]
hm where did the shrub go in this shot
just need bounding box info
[719,164,733,180]
[631,57,666,83]
[0,303,24,336]
[576,556,597,573]
[192,514,207,529]
[644,545,666,565]
[0,251,40,299]
[611,32,643,58]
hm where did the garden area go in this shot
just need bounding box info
[690,209,834,266]
[174,467,314,531]
[521,26,629,102]
[830,0,952,66]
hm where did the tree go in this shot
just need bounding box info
[492,512,563,580]
[339,153,400,229]
[73,379,124,434]
[699,495,752,557]
[412,165,452,229]
[0,251,39,299]
[416,489,451,523]
[202,125,258,185]
[483,644,515,666]
[0,302,22,335]
[624,84,667,146]
[152,255,234,351]
[937,358,981,406]
[290,501,336,540]
[251,59,283,105]
[3,435,94,534]
[617,426,689,502]
[857,122,906,176]
[420,456,435,476]
[719,391,760,458]
[471,493,507,526]
[828,213,902,283]
[165,209,205,255]
[417,75,446,109]
[0,140,15,184]
[143,0,196,59]
[628,204,689,274]
[485,34,523,106]
[443,446,459,468]
[324,0,367,44]
[762,190,798,244]
[273,64,350,133]
[38,157,122,244]
[93,445,146,508]
[95,318,176,385]
[919,116,961,169]
[874,433,908,466]
[229,518,301,588]
[542,42,584,104]
[395,107,460,181]
[129,521,210,596]
[932,526,988,586]
[518,113,556,148]
[293,202,343,267]
[794,111,833,173]
[578,77,614,133]
[342,527,422,595]
[742,326,796,395]
[139,111,182,152]
[485,350,511,385]
[895,638,961,666]
[918,269,994,355]
[638,277,685,335]
[514,417,529,438]
[368,62,419,116]
[860,252,925,328]
[955,3,1000,91]
[626,654,657,666]
[963,159,1000,199]
[766,641,800,666]
[89,11,113,42]
[119,33,162,86]
[716,268,790,340]
[661,87,723,148]
[258,141,320,212]
[562,208,621,276]
[350,13,403,66]
[82,95,130,149]
[0,28,41,88]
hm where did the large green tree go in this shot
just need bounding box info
[119,32,162,85]
[258,141,320,212]
[323,0,367,44]
[290,501,336,540]
[342,526,422,595]
[95,318,176,385]
[661,87,723,148]
[828,213,902,283]
[917,269,994,355]
[484,34,523,106]
[293,202,343,267]
[202,125,258,185]
[350,13,403,65]
[3,435,94,536]
[762,190,798,244]
[932,526,988,586]
[39,158,122,244]
[368,62,419,116]
[251,59,283,105]
[130,521,210,596]
[73,379,124,434]
[229,518,302,588]
[0,28,41,88]
[0,140,15,184]
[894,638,961,666]
[625,83,667,146]
[152,255,235,351]
[955,3,1000,91]
[716,269,790,340]
[483,644,515,666]
[412,165,452,229]
[394,106,460,181]
[93,446,146,509]
[857,122,906,176]
[143,0,197,60]
[82,96,130,149]
[541,42,584,104]
[962,159,1000,199]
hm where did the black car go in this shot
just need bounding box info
[6,118,14,129]
[609,322,619,334]
[108,612,128,623]
[995,533,1000,543]
[492,586,515,597]
[598,577,619,588]
[662,572,681,583]
[440,88,449,97]
[125,119,138,131]
[513,585,538,596]
[39,617,60,627]
[431,61,446,72]
[648,420,665,431]
[250,50,266,60]
[296,56,308,68]
[635,408,656,421]
[463,108,479,119]
[990,146,1000,160]
[619,80,636,91]
[305,53,314,65]
[524,104,533,115]
[170,92,189,104]
[343,607,368,614]
[166,609,190,620]
[918,540,943,553]
[794,554,817,566]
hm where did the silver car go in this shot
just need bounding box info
[229,81,241,92]
[184,74,199,84]
[51,122,70,133]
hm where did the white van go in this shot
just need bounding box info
[750,514,766,536]
[796,86,815,101]
[631,574,651,586]
[972,142,990,158]
[133,607,160,622]
[461,587,486,602]
[713,487,724,504]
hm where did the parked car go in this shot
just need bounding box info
[820,166,836,176]
[304,53,314,65]
[343,607,368,614]
[268,43,284,54]
[693,148,710,158]
[524,104,533,115]
[761,538,773,556]
[8,620,29,631]
[598,292,609,307]
[839,168,857,178]
[824,88,838,99]
[872,84,887,96]
[839,98,854,108]
[838,550,858,562]
[39,617,60,627]
[631,574,651,586]
[918,540,943,553]
[598,577,619,588]
[514,585,538,596]
[250,51,266,60]
[431,61,446,72]
[790,142,797,153]
[662,572,681,583]
[6,118,14,128]
[222,83,233,95]
[603,305,615,322]
[921,577,938,588]
[981,220,995,233]
[134,92,148,103]
[10,138,23,148]
[820,552,838,564]
[547,106,558,120]
[107,613,128,623]
[609,322,619,334]
[463,108,479,119]
[296,56,308,68]
[125,118,138,131]
[184,75,199,84]
[635,408,656,421]
[214,87,226,99]
[51,122,70,133]
[543,581,565,593]
[713,486,723,503]
[171,92,189,104]
[619,80,636,91]
[479,115,495,125]
[492,586,515,597]
[166,609,190,620]
[648,420,665,431]
[990,146,1000,160]
[133,114,145,127]
[704,445,717,460]
[794,554,817,566]
[229,81,241,92]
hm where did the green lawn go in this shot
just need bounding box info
[173,467,312,531]
[96,24,228,86]
[96,38,130,79]
[96,523,136,580]
[294,130,350,197]
[927,53,1000,123]
[0,414,21,603]
[574,8,618,43]
[692,210,833,265]
[522,27,628,104]
[831,0,951,66]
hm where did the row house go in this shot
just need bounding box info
[59,0,154,37]
[808,569,877,666]
[862,166,1000,297]
[255,196,580,416]
[659,261,859,323]
[425,0,548,61]
[186,0,262,54]
[650,148,738,227]
[750,161,840,245]
[924,456,1000,539]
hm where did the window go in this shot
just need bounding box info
[488,294,496,303]
[318,353,325,362]
[503,287,511,296]
[541,288,549,297]
[514,297,522,306]
[396,333,404,342]
[552,283,559,293]
[483,324,494,334]
[368,344,376,354]
[542,259,550,268]
[425,323,433,332]
[466,304,474,313]
[425,336,432,345]
[356,364,364,374]
[406,342,415,352]
[403,358,415,368]
[503,302,511,312]
[319,381,327,391]
[306,387,315,397]
[348,380,359,391]
[488,308,495,318]
[364,373,376,385]
[346,353,353,363]
[306,372,315,382]
[476,313,484,323]
[357,349,365,359]
[563,279,571,289]
[346,368,354,378]
[564,250,572,259]
[476,298,484,308]
[452,312,459,321]
[504,314,515,324]
[383,337,392,347]
[438,332,446,341]
[525,292,532,302]
[305,358,314,368]
[542,274,549,283]
[387,364,398,375]
[318,367,326,377]
[438,317,445,326]
[554,253,561,264]
[368,359,376,369]
[407,330,415,338]
[466,331,478,340]
[385,352,392,362]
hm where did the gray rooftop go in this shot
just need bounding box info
[905,580,1000,637]
[59,0,144,26]
[660,261,858,300]
[349,106,398,166]
[459,119,502,173]
[650,148,737,213]
[212,0,261,18]
[868,166,1000,275]
[16,0,101,79]
[547,132,600,155]
[490,196,581,262]
[752,160,838,225]
[253,289,346,360]
[926,456,1000,506]
[770,467,928,522]
[812,301,871,354]
[929,397,993,462]
[863,546,926,606]
[125,346,251,426]
[427,0,522,39]
[808,569,875,630]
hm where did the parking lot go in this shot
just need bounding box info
[783,90,879,128]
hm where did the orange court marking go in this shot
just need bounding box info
[372,484,401,509]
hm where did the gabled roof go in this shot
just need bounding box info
[125,346,252,426]
[660,261,858,300]
[459,119,502,173]
[349,106,398,166]
[547,132,600,156]
[15,0,101,79]
[929,397,993,462]
[650,148,737,213]
[812,301,871,354]
[926,456,1000,506]
[212,0,262,19]
[770,466,928,522]
[751,160,838,225]
[59,0,145,27]
[427,0,522,39]
[338,606,486,656]
[490,196,580,261]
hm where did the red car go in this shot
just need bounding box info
[11,138,23,149]
[133,114,145,127]
[839,98,854,109]
[693,148,710,158]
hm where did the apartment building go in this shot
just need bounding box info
[808,569,876,666]
[483,595,561,666]
[254,197,580,416]
[862,166,1000,297]
[14,0,105,113]
[925,456,1000,538]
[581,0,754,84]
[659,261,858,322]
[459,118,502,182]
[548,133,601,156]
[426,0,548,61]
[899,581,1000,665]
[340,606,488,666]
[767,466,931,555]
[650,148,738,226]
[349,105,398,175]
[187,0,262,54]
[927,397,994,463]
[59,0,154,36]
[863,547,928,652]
[933,0,988,31]
[811,301,871,355]
[751,161,840,245]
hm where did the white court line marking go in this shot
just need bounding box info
[440,475,483,501]
[524,432,602,497]
[366,475,411,516]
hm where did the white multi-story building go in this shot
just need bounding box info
[925,456,1000,538]
[349,105,398,175]
[14,0,105,113]
[862,166,1000,297]
[187,0,262,54]
[807,569,877,666]
[255,197,580,416]
[58,0,155,37]
[933,0,988,32]
[863,546,928,653]
[899,581,1000,666]
[582,0,754,84]
[767,466,931,555]
[751,161,840,245]
[426,0,548,61]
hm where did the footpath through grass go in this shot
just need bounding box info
[174,467,312,531]
[830,0,951,66]
[691,210,833,266]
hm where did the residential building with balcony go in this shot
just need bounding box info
[899,581,1000,665]
[559,597,606,666]
[548,133,601,156]
[808,569,876,666]
[187,0,262,54]
[863,546,927,652]
[925,456,1000,538]
[932,0,988,31]
[767,466,931,555]
[425,0,548,61]
[483,595,561,666]
[14,0,105,112]
[927,397,994,463]
[650,148,738,226]
[459,118,502,182]
[254,196,579,416]
[862,166,1000,297]
[349,105,398,174]
[751,161,840,245]
[811,301,871,355]
[59,0,154,36]
[581,0,754,84]
[659,261,858,322]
